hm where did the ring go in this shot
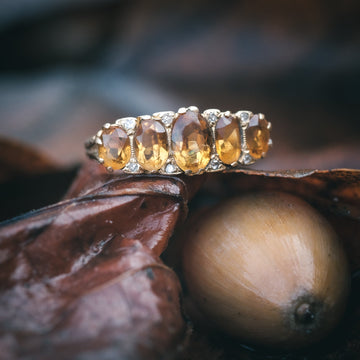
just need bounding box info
[85,106,272,176]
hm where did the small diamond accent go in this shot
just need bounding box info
[207,113,218,125]
[243,153,253,165]
[161,114,174,126]
[240,112,249,122]
[128,162,140,172]
[209,158,220,170]
[119,118,137,131]
[165,163,176,173]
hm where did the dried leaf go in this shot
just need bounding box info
[0,160,204,359]
[0,238,184,360]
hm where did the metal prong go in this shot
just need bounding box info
[139,115,151,120]
[188,105,199,113]
[98,158,104,164]
[103,123,111,129]
[236,111,250,125]
[267,122,272,130]
[106,166,113,172]
[259,113,265,120]
[153,110,172,118]
[203,108,220,115]
[178,107,187,114]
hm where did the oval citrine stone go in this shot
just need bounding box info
[171,110,211,173]
[215,115,241,164]
[98,126,131,170]
[246,115,270,159]
[135,119,168,171]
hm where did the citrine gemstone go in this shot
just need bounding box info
[134,119,168,171]
[246,115,270,159]
[171,110,211,173]
[215,115,241,164]
[98,126,131,169]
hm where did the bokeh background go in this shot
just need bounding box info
[0,0,360,171]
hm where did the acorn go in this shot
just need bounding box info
[182,192,350,349]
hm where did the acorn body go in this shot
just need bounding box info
[182,192,350,349]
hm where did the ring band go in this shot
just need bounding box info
[85,106,272,176]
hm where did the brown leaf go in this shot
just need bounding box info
[0,159,204,359]
[0,238,184,360]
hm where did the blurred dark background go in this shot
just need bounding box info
[0,0,359,170]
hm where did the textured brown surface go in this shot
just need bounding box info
[0,159,204,360]
[0,238,185,360]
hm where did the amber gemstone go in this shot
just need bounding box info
[246,115,270,159]
[215,115,241,164]
[98,126,131,169]
[171,110,211,173]
[135,119,168,171]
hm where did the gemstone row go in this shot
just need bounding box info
[91,106,271,175]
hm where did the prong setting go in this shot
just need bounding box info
[153,111,175,127]
[203,109,220,126]
[236,111,252,126]
[116,117,138,134]
[139,115,151,121]
[188,105,199,113]
[239,152,255,165]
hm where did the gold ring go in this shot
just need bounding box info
[85,106,272,176]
